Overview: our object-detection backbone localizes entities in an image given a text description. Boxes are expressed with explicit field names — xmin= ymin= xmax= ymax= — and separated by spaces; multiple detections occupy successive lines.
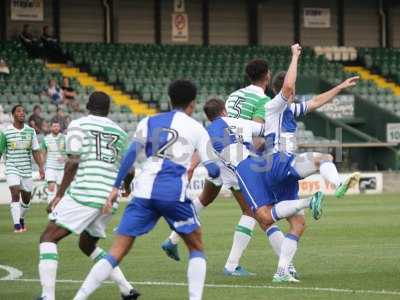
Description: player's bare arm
xmin=47 ymin=154 xmax=79 ymax=213
xmin=281 ymin=44 xmax=301 ymax=101
xmin=307 ymin=76 xmax=359 ymax=112
xmin=187 ymin=151 xmax=201 ymax=182
xmin=33 ymin=150 xmax=45 ymax=179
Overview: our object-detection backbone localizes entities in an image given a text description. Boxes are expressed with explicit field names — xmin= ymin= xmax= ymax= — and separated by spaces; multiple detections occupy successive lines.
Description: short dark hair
xmin=245 ymin=59 xmax=269 ymax=82
xmin=168 ymin=80 xmax=197 ymax=109
xmin=33 ymin=105 xmax=41 ymax=111
xmin=272 ymin=71 xmax=286 ymax=94
xmin=50 ymin=119 xmax=60 ymax=125
xmin=203 ymin=98 xmax=226 ymax=121
xmin=86 ymin=91 xmax=110 ymax=116
xmin=11 ymin=104 xmax=23 ymax=115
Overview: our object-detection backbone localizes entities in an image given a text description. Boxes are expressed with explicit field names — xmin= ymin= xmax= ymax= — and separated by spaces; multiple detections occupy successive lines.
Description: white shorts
xmin=6 ymin=174 xmax=33 ymax=192
xmin=208 ymin=163 xmax=240 ymax=191
xmin=45 ymin=169 xmax=64 ymax=185
xmin=49 ymin=194 xmax=115 ymax=238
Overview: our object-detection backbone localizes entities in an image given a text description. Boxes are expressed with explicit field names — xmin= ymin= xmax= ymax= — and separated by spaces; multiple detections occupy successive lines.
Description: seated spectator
xmin=29 ymin=119 xmax=41 ymax=135
xmin=51 ymin=107 xmax=69 ymax=132
xmin=28 ymin=105 xmax=44 ymax=130
xmin=41 ymin=120 xmax=50 ymax=135
xmin=40 ymin=25 xmax=57 ymax=44
xmin=45 ymin=79 xmax=63 ymax=105
xmin=19 ymin=24 xmax=43 ymax=58
xmin=61 ymin=77 xmax=79 ymax=111
xmin=0 ymin=59 xmax=10 ymax=75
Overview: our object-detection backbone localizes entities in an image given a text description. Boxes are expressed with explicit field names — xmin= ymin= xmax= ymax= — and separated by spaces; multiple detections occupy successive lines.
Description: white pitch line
xmin=1 ymin=278 xmax=400 ymax=296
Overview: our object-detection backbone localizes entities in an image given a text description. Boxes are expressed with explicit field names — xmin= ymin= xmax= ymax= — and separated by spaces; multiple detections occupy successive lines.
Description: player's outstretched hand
xmin=103 ymin=187 xmax=118 ymax=214
xmin=291 ymin=43 xmax=302 ymax=57
xmin=340 ymin=76 xmax=359 ymax=89
xmin=47 ymin=196 xmax=61 ymax=213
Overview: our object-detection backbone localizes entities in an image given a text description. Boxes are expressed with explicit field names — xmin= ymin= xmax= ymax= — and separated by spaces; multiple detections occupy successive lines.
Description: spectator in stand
xmin=19 ymin=24 xmax=42 ymax=57
xmin=51 ymin=107 xmax=69 ymax=132
xmin=28 ymin=105 xmax=44 ymax=130
xmin=0 ymin=59 xmax=10 ymax=75
xmin=41 ymin=120 xmax=50 ymax=135
xmin=45 ymin=79 xmax=63 ymax=105
xmin=61 ymin=77 xmax=79 ymax=111
xmin=40 ymin=25 xmax=64 ymax=61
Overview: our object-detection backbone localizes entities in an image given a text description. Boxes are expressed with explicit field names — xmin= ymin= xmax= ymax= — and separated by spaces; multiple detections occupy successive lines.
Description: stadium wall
xmin=299 ymin=0 xmax=338 ymax=46
xmin=118 ymin=0 xmax=155 ymax=43
xmin=389 ymin=4 xmax=400 ymax=47
xmin=59 ymin=0 xmax=104 ymax=42
xmin=259 ymin=0 xmax=294 ymax=45
xmin=4 ymin=0 xmax=53 ymax=40
xmin=209 ymin=0 xmax=248 ymax=45
xmin=344 ymin=0 xmax=380 ymax=47
xmin=161 ymin=0 xmax=203 ymax=44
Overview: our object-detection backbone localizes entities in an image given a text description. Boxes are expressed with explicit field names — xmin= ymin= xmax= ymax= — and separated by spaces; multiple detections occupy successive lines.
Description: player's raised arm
xmin=281 ymin=44 xmax=302 ymax=101
xmin=307 ymin=76 xmax=359 ymax=112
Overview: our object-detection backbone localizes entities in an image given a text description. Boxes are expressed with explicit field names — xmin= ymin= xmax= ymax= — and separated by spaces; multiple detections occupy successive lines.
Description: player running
xmin=73 ymin=80 xmax=220 ymax=300
xmin=37 ymin=92 xmax=139 ymax=300
xmin=41 ymin=120 xmax=66 ymax=204
xmin=161 ymin=59 xmax=272 ymax=276
xmin=0 ymin=104 xmax=44 ymax=232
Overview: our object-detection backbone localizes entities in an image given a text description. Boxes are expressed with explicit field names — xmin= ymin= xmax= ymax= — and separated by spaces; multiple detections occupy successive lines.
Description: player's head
xmin=272 ymin=71 xmax=286 ymax=94
xmin=86 ymin=91 xmax=110 ymax=117
xmin=245 ymin=59 xmax=271 ymax=91
xmin=203 ymin=98 xmax=227 ymax=122
xmin=168 ymin=80 xmax=197 ymax=115
xmin=12 ymin=104 xmax=25 ymax=123
xmin=50 ymin=120 xmax=61 ymax=135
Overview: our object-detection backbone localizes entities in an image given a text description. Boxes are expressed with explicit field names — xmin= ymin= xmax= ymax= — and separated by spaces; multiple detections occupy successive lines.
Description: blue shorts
xmin=117 ymin=197 xmax=200 ymax=237
xmin=236 ymin=153 xmax=301 ymax=211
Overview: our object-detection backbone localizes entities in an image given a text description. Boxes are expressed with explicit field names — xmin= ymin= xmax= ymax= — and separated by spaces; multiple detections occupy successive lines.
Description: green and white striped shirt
xmin=41 ymin=133 xmax=66 ymax=171
xmin=0 ymin=124 xmax=39 ymax=178
xmin=225 ymin=84 xmax=271 ymax=120
xmin=65 ymin=115 xmax=128 ymax=209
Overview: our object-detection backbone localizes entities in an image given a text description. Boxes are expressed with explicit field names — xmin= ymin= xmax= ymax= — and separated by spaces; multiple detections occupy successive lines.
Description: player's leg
xmin=47 ymin=182 xmax=56 ymax=203
xmin=74 ymin=197 xmax=159 ymax=300
xmin=20 ymin=179 xmax=33 ymax=231
xmin=38 ymin=221 xmax=71 ymax=300
xmin=224 ymin=188 xmax=256 ymax=276
xmin=7 ymin=174 xmax=23 ymax=232
xmin=79 ymin=231 xmax=139 ymax=299
xmin=293 ymin=152 xmax=360 ymax=198
xmin=162 ymin=180 xmax=222 ymax=261
xmin=162 ymin=198 xmax=206 ymax=300
xmin=273 ymin=213 xmax=305 ymax=283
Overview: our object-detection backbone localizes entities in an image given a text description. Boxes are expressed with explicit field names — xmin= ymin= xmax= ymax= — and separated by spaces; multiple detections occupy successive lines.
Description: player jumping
xmin=73 ymin=80 xmax=220 ymax=300
xmin=162 ymin=59 xmax=272 ymax=276
xmin=0 ymin=104 xmax=44 ymax=232
xmin=41 ymin=120 xmax=66 ymax=204
xmin=37 ymin=92 xmax=139 ymax=300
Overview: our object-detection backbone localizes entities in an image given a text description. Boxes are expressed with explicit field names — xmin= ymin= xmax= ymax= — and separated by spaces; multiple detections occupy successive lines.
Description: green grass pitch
xmin=0 ymin=194 xmax=400 ymax=300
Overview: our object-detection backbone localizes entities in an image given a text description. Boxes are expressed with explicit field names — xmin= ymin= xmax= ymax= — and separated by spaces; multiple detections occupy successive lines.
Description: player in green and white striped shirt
xmin=0 ymin=104 xmax=45 ymax=233
xmin=37 ymin=92 xmax=140 ymax=300
xmin=41 ymin=120 xmax=66 ymax=204
xmin=225 ymin=59 xmax=272 ymax=122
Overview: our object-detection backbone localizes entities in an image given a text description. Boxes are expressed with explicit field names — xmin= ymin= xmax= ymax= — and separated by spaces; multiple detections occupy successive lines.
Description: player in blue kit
xmin=236 ymin=44 xmax=360 ymax=283
xmin=262 ymin=71 xmax=360 ymax=283
xmin=73 ymin=80 xmax=220 ymax=300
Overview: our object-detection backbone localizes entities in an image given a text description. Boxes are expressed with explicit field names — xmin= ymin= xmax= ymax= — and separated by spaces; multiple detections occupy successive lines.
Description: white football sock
xmin=20 ymin=201 xmax=30 ymax=219
xmin=277 ymin=234 xmax=298 ymax=276
xmin=266 ymin=225 xmax=284 ymax=257
xmin=271 ymin=198 xmax=311 ymax=221
xmin=74 ymin=255 xmax=117 ymax=300
xmin=224 ymin=215 xmax=256 ymax=272
xmin=169 ymin=197 xmax=204 ymax=245
xmin=39 ymin=242 xmax=58 ymax=300
xmin=188 ymin=251 xmax=206 ymax=300
xmin=320 ymin=161 xmax=341 ymax=188
xmin=10 ymin=202 xmax=21 ymax=225
xmin=89 ymin=247 xmax=132 ymax=296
